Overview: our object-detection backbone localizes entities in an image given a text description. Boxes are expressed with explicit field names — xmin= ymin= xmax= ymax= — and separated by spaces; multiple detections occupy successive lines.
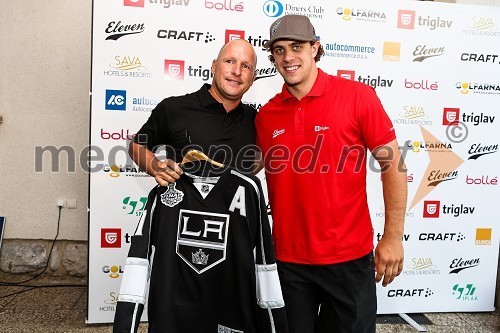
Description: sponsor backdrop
xmin=89 ymin=0 xmax=500 ymax=323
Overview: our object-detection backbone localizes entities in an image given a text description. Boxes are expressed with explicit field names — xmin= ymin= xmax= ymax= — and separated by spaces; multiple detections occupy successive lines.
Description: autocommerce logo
xmin=105 ymin=90 xmax=126 ymax=111
xmin=324 ymin=41 xmax=375 ymax=60
xmin=336 ymin=7 xmax=386 ymax=23
xmin=456 ymin=81 xmax=500 ymax=95
xmin=263 ymin=0 xmax=283 ymax=17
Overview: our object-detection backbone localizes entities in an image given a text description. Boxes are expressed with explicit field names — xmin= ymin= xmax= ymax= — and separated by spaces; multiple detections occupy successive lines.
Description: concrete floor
xmin=0 ymin=272 xmax=498 ymax=333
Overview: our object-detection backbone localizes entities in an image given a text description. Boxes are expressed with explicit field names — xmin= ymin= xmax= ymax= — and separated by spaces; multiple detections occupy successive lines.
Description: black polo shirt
xmin=134 ymin=84 xmax=257 ymax=174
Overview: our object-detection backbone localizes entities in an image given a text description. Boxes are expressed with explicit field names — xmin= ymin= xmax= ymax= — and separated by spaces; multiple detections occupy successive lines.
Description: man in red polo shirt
xmin=256 ymin=15 xmax=407 ymax=333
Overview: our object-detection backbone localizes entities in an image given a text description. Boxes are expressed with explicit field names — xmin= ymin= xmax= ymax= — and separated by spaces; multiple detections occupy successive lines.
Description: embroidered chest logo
xmin=272 ymin=129 xmax=285 ymax=138
xmin=314 ymin=125 xmax=330 ymax=132
xmin=160 ymin=182 xmax=184 ymax=207
xmin=176 ymin=209 xmax=230 ymax=274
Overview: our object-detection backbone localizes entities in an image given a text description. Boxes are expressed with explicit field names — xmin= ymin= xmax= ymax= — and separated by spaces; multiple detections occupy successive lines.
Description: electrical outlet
xmin=57 ymin=198 xmax=66 ymax=207
xmin=67 ymin=199 xmax=77 ymax=209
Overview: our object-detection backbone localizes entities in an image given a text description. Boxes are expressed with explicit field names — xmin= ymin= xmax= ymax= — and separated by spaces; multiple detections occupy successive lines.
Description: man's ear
xmin=311 ymin=41 xmax=320 ymax=59
xmin=211 ymin=59 xmax=217 ymax=74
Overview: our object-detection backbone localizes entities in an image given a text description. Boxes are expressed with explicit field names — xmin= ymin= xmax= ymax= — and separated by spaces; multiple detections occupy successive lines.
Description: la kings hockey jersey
xmin=113 ymin=169 xmax=288 ymax=333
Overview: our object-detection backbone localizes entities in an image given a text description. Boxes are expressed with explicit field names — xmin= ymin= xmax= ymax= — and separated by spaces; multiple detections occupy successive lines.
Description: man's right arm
xmin=128 ymin=141 xmax=183 ymax=186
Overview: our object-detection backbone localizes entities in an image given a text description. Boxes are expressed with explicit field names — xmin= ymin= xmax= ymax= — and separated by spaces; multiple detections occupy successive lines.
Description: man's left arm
xmin=372 ymin=139 xmax=407 ymax=287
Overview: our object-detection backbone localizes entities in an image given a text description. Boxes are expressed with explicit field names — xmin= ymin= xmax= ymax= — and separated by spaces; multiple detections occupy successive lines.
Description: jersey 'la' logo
xmin=176 ymin=209 xmax=229 ymax=274
xmin=160 ymin=182 xmax=184 ymax=207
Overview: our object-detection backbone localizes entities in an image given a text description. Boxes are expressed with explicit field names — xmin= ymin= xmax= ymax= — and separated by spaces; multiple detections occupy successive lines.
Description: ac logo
xmin=105 ymin=90 xmax=127 ymax=111
xmin=164 ymin=59 xmax=185 ymax=80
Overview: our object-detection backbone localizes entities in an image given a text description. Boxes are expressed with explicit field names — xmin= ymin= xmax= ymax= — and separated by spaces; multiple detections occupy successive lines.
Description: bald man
xmin=129 ymin=39 xmax=259 ymax=180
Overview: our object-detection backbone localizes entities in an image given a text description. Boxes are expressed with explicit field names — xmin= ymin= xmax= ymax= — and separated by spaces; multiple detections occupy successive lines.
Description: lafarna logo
xmin=105 ymin=21 xmax=145 ymax=40
xmin=337 ymin=7 xmax=386 ymax=23
xmin=456 ymin=81 xmax=500 ymax=95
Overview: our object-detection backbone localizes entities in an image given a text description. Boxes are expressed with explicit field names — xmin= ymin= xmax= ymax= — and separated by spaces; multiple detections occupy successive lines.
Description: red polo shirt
xmin=256 ymin=69 xmax=395 ymax=265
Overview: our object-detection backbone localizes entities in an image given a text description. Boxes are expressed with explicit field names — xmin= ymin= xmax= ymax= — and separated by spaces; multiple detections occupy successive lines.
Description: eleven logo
xmin=398 ymin=10 xmax=416 ymax=29
xmin=475 ymin=228 xmax=492 ymax=245
xmin=124 ymin=0 xmax=144 ymax=7
xmin=225 ymin=29 xmax=245 ymax=43
xmin=442 ymin=108 xmax=460 ymax=125
xmin=423 ymin=200 xmax=440 ymax=218
xmin=105 ymin=89 xmax=127 ymax=111
xmin=101 ymin=228 xmax=122 ymax=248
xmin=164 ymin=59 xmax=185 ymax=80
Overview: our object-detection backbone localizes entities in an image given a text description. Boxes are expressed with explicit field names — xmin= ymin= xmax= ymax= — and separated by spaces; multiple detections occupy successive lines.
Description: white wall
xmin=0 ymin=0 xmax=91 ymax=240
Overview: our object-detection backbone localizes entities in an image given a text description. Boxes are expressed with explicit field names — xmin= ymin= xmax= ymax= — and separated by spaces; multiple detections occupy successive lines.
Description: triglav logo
xmin=476 ymin=228 xmax=492 ymax=245
xmin=442 ymin=108 xmax=459 ymax=125
xmin=456 ymin=81 xmax=500 ymax=95
xmin=157 ymin=30 xmax=215 ymax=43
xmin=413 ymin=45 xmax=445 ymax=62
xmin=164 ymin=60 xmax=185 ymax=80
xmin=225 ymin=29 xmax=245 ymax=43
xmin=124 ymin=0 xmax=144 ymax=7
xmin=336 ymin=7 xmax=386 ymax=23
xmin=205 ymin=0 xmax=243 ymax=12
xmin=404 ymin=78 xmax=438 ymax=91
xmin=337 ymin=70 xmax=393 ymax=89
xmin=461 ymin=53 xmax=499 ymax=64
xmin=105 ymin=21 xmax=145 ymax=40
xmin=397 ymin=10 xmax=416 ymax=29
xmin=449 ymin=257 xmax=480 ymax=274
xmin=418 ymin=15 xmax=452 ymax=30
xmin=150 ymin=0 xmax=191 ymax=8
xmin=105 ymin=90 xmax=126 ymax=111
xmin=101 ymin=228 xmax=121 ymax=248
xmin=337 ymin=70 xmax=355 ymax=80
xmin=263 ymin=0 xmax=283 ymax=17
xmin=452 ymin=284 xmax=478 ymax=301
xmin=382 ymin=42 xmax=400 ymax=61
xmin=403 ymin=258 xmax=440 ymax=276
xmin=468 ymin=143 xmax=498 ymax=160
xmin=423 ymin=200 xmax=440 ymax=218
xmin=324 ymin=41 xmax=376 ymax=60
xmin=247 ymin=35 xmax=270 ymax=51
xmin=443 ymin=108 xmax=496 ymax=126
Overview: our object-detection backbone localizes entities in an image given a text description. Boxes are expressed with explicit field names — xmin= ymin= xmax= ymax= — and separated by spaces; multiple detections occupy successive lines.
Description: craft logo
xmin=468 ymin=143 xmax=498 ymax=160
xmin=105 ymin=21 xmax=145 ymax=41
xmin=263 ymin=0 xmax=283 ymax=17
xmin=388 ymin=288 xmax=434 ymax=298
xmin=124 ymin=0 xmax=144 ymax=7
xmin=336 ymin=7 xmax=386 ymax=23
xmin=376 ymin=233 xmax=411 ymax=242
xmin=103 ymin=164 xmax=149 ymax=178
xmin=131 ymin=96 xmax=160 ymax=112
xmin=475 ymin=228 xmax=492 ymax=245
xmin=176 ymin=209 xmax=229 ymax=274
xmin=419 ymin=232 xmax=465 ymax=242
xmin=157 ymin=30 xmax=215 ymax=43
xmin=100 ymin=128 xmax=134 ymax=141
xmin=382 ymin=42 xmax=400 ymax=61
xmin=442 ymin=108 xmax=459 ymax=125
xmin=423 ymin=200 xmax=440 ymax=218
xmin=403 ymin=258 xmax=440 ymax=276
xmin=205 ymin=0 xmax=243 ymax=12
xmin=324 ymin=41 xmax=376 ymax=60
xmin=397 ymin=10 xmax=415 ymax=29
xmin=254 ymin=67 xmax=278 ymax=81
xmin=150 ymin=0 xmax=191 ymax=8
xmin=466 ymin=174 xmax=498 ymax=186
xmin=164 ymin=60 xmax=185 ymax=80
xmin=247 ymin=35 xmax=270 ymax=51
xmin=105 ymin=90 xmax=126 ymax=111
xmin=464 ymin=17 xmax=500 ymax=37
xmin=123 ymin=196 xmax=147 ymax=216
xmin=404 ymin=78 xmax=438 ymax=91
xmin=405 ymin=140 xmax=453 ymax=153
xmin=460 ymin=53 xmax=499 ymax=64
xmin=105 ymin=56 xmax=152 ymax=79
xmin=101 ymin=228 xmax=121 ymax=248
xmin=413 ymin=45 xmax=445 ymax=62
xmin=225 ymin=29 xmax=245 ymax=43
xmin=456 ymin=81 xmax=500 ymax=95
xmin=449 ymin=257 xmax=480 ymax=274
xmin=393 ymin=106 xmax=432 ymax=126
xmin=102 ymin=265 xmax=123 ymax=278
xmin=337 ymin=70 xmax=355 ymax=81
xmin=452 ymin=284 xmax=478 ymax=301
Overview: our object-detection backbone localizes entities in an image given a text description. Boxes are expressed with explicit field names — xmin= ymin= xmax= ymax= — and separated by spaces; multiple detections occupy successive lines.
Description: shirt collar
xmin=278 ymin=68 xmax=328 ymax=102
xmin=197 ymin=83 xmax=244 ymax=113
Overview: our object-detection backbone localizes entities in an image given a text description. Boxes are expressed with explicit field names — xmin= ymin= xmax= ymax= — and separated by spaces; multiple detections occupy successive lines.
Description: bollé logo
xmin=157 ymin=30 xmax=215 ymax=43
xmin=102 ymin=265 xmax=124 ymax=278
xmin=423 ymin=200 xmax=440 ymax=218
xmin=466 ymin=174 xmax=498 ymax=185
xmin=468 ymin=143 xmax=498 ymax=160
xmin=405 ymin=78 xmax=438 ymax=91
xmin=205 ymin=0 xmax=243 ymax=12
xmin=225 ymin=30 xmax=245 ymax=43
xmin=124 ymin=0 xmax=144 ymax=7
xmin=100 ymin=128 xmax=135 ymax=140
xmin=337 ymin=70 xmax=355 ymax=81
xmin=105 ymin=90 xmax=127 ymax=111
xmin=475 ymin=228 xmax=492 ymax=245
xmin=164 ymin=59 xmax=185 ymax=80
xmin=105 ymin=21 xmax=145 ymax=41
xmin=398 ymin=10 xmax=416 ymax=29
xmin=263 ymin=0 xmax=283 ymax=17
xmin=442 ymin=108 xmax=460 ymax=125
xmin=382 ymin=42 xmax=400 ymax=61
xmin=101 ymin=228 xmax=121 ymax=248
